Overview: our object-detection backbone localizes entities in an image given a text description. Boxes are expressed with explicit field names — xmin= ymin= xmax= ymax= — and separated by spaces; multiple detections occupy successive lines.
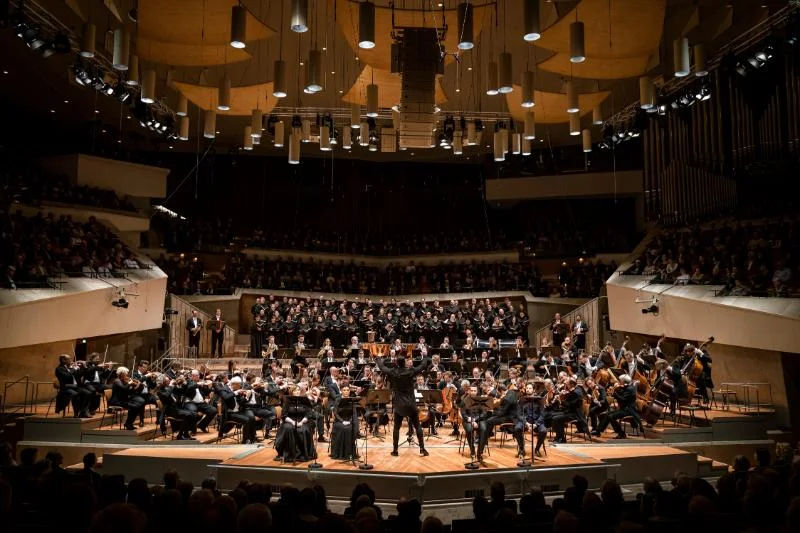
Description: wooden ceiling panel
xmin=174 ymin=81 xmax=278 ymax=116
xmin=538 ymin=53 xmax=654 ymax=80
xmin=136 ymin=38 xmax=252 ymax=67
xmin=341 ymin=66 xmax=448 ymax=109
xmin=505 ymin=86 xmax=610 ymax=124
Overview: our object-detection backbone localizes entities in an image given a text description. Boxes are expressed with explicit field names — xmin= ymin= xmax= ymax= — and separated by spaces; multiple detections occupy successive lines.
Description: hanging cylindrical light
xmin=570 ymin=22 xmax=585 ymax=63
xmin=639 ymin=76 xmax=654 ymax=109
xmin=694 ymin=43 xmax=708 ymax=76
xmin=288 ymin=132 xmax=300 ymax=164
xmin=301 ymin=119 xmax=311 ymax=142
xmin=112 ymin=29 xmax=130 ymax=70
xmin=140 ymin=69 xmax=156 ymax=103
xmin=178 ymin=116 xmax=190 ymax=141
xmin=273 ymin=60 xmax=287 ymax=97
xmin=359 ymin=121 xmax=370 ymax=146
xmin=218 ymin=76 xmax=231 ymax=111
xmin=502 ymin=128 xmax=509 ymax=153
xmin=569 ymin=113 xmax=581 ymax=136
xmin=230 ymin=5 xmax=247 ymax=49
xmin=176 ymin=93 xmax=188 ymax=117
xmin=343 ymin=126 xmax=352 ymax=149
xmin=253 ymin=136 xmax=261 ymax=146
xmin=290 ymin=0 xmax=309 ymax=33
xmin=582 ymin=129 xmax=592 ymax=152
xmin=306 ymin=50 xmax=323 ymax=92
xmin=392 ymin=110 xmax=401 ymax=130
xmin=359 ymin=1 xmax=376 ymax=49
xmin=366 ymin=84 xmax=379 ymax=117
xmin=369 ymin=136 xmax=378 ymax=151
xmin=673 ymin=37 xmax=690 ymax=77
xmin=320 ymin=125 xmax=331 ymax=151
xmin=351 ymin=104 xmax=362 ymax=128
xmin=274 ymin=121 xmax=285 ymax=147
xmin=126 ymin=54 xmax=139 ymax=86
xmin=486 ymin=61 xmax=499 ymax=95
xmin=203 ymin=110 xmax=216 ymax=139
xmin=467 ymin=121 xmax=477 ymax=145
xmin=80 ymin=23 xmax=96 ymax=58
xmin=498 ymin=52 xmax=513 ymax=93
xmin=512 ymin=133 xmax=521 ymax=154
xmin=522 ymin=138 xmax=532 ymax=155
xmin=453 ymin=133 xmax=463 ymax=155
xmin=493 ymin=130 xmax=505 ymax=161
xmin=457 ymin=3 xmax=474 ymax=50
xmin=592 ymin=105 xmax=603 ymax=125
xmin=524 ymin=111 xmax=536 ymax=140
xmin=523 ymin=0 xmax=541 ymax=41
xmin=243 ymin=126 xmax=254 ymax=150
xmin=566 ymin=80 xmax=579 ymax=113
xmin=521 ymin=70 xmax=535 ymax=107
xmin=251 ymin=109 xmax=263 ymax=137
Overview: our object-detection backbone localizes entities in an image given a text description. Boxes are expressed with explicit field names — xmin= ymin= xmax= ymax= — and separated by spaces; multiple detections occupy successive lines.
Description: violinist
xmin=81 ymin=354 xmax=113 ymax=415
xmin=109 ymin=366 xmax=146 ymax=431
xmin=364 ymin=374 xmax=388 ymax=437
xmin=356 ymin=349 xmax=370 ymax=366
xmin=55 ymin=354 xmax=92 ymax=418
xmin=218 ymin=376 xmax=257 ymax=444
xmin=245 ymin=375 xmax=275 ymax=440
xmin=575 ymin=352 xmax=597 ymax=380
xmin=595 ymin=374 xmax=639 ymax=439
xmin=550 ymin=377 xmax=588 ymax=444
xmin=584 ymin=378 xmax=608 ymax=434
xmin=486 ymin=383 xmax=519 ymax=441
xmin=414 ymin=374 xmax=438 ymax=436
xmin=185 ymin=369 xmax=217 ymax=433
xmin=515 ymin=382 xmax=547 ymax=458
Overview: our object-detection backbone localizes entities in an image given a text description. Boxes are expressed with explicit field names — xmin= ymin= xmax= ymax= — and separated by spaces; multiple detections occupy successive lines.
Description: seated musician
xmin=439 ymin=337 xmax=452 ymax=350
xmin=485 ymin=383 xmax=519 ymax=443
xmin=595 ymin=374 xmax=639 ymax=438
xmin=415 ymin=336 xmax=430 ymax=356
xmin=184 ymin=369 xmax=217 ymax=433
xmin=80 ymin=354 xmax=113 ymax=415
xmin=343 ymin=358 xmax=357 ymax=378
xmin=318 ymin=338 xmax=334 ymax=357
xmin=347 ymin=336 xmax=361 ymax=352
xmin=620 ymin=350 xmax=651 ymax=376
xmin=551 ymin=377 xmax=588 ymax=444
xmin=274 ymin=386 xmax=315 ymax=462
xmin=515 ymin=382 xmax=547 ymax=458
xmin=55 ymin=355 xmax=92 ymax=418
xmin=291 ymin=335 xmax=309 ymax=377
xmin=217 ymin=376 xmax=258 ymax=444
xmin=575 ymin=352 xmax=597 ymax=380
xmin=414 ymin=374 xmax=438 ymax=436
xmin=155 ymin=374 xmax=196 ymax=440
xmin=165 ymin=362 xmax=182 ymax=380
xmin=471 ymin=366 xmax=482 ymax=381
xmin=330 ymin=384 xmax=360 ymax=460
xmin=430 ymin=354 xmax=443 ymax=374
xmin=583 ymin=378 xmax=608 ymax=434
xmin=356 ymin=349 xmax=370 ymax=365
xmin=109 ymin=366 xmax=146 ymax=431
xmin=244 ymin=374 xmax=275 ymax=440
xmin=321 ymin=348 xmax=336 ymax=364
xmin=460 ymin=384 xmax=489 ymax=461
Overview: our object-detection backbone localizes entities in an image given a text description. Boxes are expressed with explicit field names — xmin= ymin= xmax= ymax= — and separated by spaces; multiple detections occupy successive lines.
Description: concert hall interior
xmin=2 ymin=1 xmax=800 ymax=532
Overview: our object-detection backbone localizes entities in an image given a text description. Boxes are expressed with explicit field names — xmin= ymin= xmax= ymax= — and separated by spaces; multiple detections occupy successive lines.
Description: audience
xmin=1 ymin=209 xmax=143 ymax=289
xmin=626 ymin=216 xmax=799 ymax=297
xmin=2 ymin=441 xmax=799 ymax=533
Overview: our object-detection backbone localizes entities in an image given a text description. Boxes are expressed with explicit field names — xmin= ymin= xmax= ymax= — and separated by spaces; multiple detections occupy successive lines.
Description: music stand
xmin=420 ymin=389 xmax=443 ymax=441
xmin=462 ymin=395 xmax=492 ymax=470
xmin=364 ymin=389 xmax=390 ymax=442
xmin=282 ymin=395 xmax=322 ymax=468
xmin=516 ymin=395 xmax=543 ymax=467
xmin=263 ymin=391 xmax=283 ymax=445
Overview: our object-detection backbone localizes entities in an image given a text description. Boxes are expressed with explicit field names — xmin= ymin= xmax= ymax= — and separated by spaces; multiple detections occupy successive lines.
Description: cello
xmin=681 ymin=336 xmax=714 ymax=398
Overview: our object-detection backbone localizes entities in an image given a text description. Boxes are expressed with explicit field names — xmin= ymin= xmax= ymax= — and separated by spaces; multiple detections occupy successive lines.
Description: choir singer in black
xmin=376 ymin=355 xmax=430 ymax=457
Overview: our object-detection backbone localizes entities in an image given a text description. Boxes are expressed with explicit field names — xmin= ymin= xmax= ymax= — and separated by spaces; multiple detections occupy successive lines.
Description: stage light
xmin=673 ymin=37 xmax=690 ymax=77
xmin=230 ymin=5 xmax=247 ymax=49
xmin=288 ymin=132 xmax=300 ymax=164
xmin=523 ymin=0 xmax=541 ymax=41
xmin=498 ymin=52 xmax=513 ymax=93
xmin=290 ymin=0 xmax=308 ymax=33
xmin=570 ymin=22 xmax=585 ymax=63
xmin=243 ymin=126 xmax=254 ymax=150
xmin=457 ymin=3 xmax=474 ymax=50
xmin=566 ymin=80 xmax=579 ymax=113
xmin=359 ymin=1 xmax=376 ymax=49
xmin=203 ymin=110 xmax=216 ymax=139
xmin=521 ymin=70 xmax=535 ymax=107
xmin=306 ymin=49 xmax=323 ymax=93
xmin=178 ymin=116 xmax=189 ymax=140
xmin=639 ymin=76 xmax=654 ymax=109
xmin=694 ymin=43 xmax=708 ymax=76
xmin=366 ymin=83 xmax=379 ymax=117
xmin=80 ymin=23 xmax=96 ymax=58
xmin=140 ymin=69 xmax=156 ymax=103
xmin=112 ymin=29 xmax=130 ymax=70
xmin=569 ymin=113 xmax=580 ymax=136
xmin=114 ymin=83 xmax=131 ymax=103
xmin=641 ymin=304 xmax=658 ymax=314
xmin=592 ymin=105 xmax=603 ymax=125
xmin=273 ymin=59 xmax=287 ymax=97
xmin=523 ymin=111 xmax=536 ymax=140
xmin=273 ymin=120 xmax=284 ymax=147
xmin=486 ymin=61 xmax=498 ymax=95
xmin=218 ymin=75 xmax=231 ymax=110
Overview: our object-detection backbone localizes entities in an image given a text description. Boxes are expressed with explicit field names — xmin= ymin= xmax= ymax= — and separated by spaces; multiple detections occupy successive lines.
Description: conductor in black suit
xmin=376 ymin=356 xmax=430 ymax=457
xmin=186 ymin=310 xmax=202 ymax=354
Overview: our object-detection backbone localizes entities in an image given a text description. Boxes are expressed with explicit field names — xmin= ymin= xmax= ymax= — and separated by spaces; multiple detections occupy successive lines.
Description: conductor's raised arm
xmin=376 ymin=357 xmax=391 ymax=375
xmin=412 ymin=357 xmax=431 ymax=374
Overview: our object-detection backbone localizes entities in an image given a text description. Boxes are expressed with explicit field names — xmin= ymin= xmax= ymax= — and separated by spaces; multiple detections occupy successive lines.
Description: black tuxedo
xmin=210 ymin=315 xmax=224 ymax=358
xmin=55 ymin=364 xmax=91 ymax=416
xmin=157 ymin=386 xmax=196 ymax=436
xmin=597 ymin=383 xmax=640 ymax=437
xmin=183 ymin=380 xmax=217 ymax=430
xmin=551 ymin=386 xmax=588 ymax=441
xmin=377 ymin=357 xmax=430 ymax=452
xmin=109 ymin=379 xmax=145 ymax=429
xmin=460 ymin=397 xmax=489 ymax=457
xmin=186 ymin=317 xmax=202 ymax=348
xmin=516 ymin=398 xmax=547 ymax=454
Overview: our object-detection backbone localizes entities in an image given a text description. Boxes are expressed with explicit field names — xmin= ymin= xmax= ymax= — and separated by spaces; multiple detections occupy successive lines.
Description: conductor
xmin=376 ymin=355 xmax=430 ymax=457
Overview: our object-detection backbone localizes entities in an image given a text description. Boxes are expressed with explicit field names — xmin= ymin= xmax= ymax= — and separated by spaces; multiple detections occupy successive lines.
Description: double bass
xmin=682 ymin=336 xmax=714 ymax=398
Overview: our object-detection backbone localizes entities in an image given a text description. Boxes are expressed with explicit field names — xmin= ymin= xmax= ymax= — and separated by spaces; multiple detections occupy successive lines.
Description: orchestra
xmin=53 ymin=298 xmax=716 ymax=469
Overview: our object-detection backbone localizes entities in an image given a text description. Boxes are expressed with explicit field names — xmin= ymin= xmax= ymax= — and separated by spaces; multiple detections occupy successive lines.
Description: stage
xmin=98 ymin=438 xmax=707 ymax=503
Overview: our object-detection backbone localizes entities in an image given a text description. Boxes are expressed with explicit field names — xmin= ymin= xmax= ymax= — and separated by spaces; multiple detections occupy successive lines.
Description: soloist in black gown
xmin=330 ymin=397 xmax=360 ymax=459
xmin=274 ymin=399 xmax=314 ymax=461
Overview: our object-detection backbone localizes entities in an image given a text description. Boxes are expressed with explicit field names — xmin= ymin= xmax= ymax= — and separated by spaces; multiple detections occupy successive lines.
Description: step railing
xmin=1 ymin=375 xmax=33 ymax=425
xmin=166 ymin=294 xmax=237 ymax=358
xmin=533 ymin=296 xmax=606 ymax=351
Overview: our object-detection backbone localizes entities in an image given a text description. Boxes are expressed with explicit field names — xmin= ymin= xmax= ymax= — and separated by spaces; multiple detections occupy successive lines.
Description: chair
xmin=711 ymin=388 xmax=738 ymax=410
xmin=100 ymin=389 xmax=125 ymax=429
xmin=567 ymin=419 xmax=592 ymax=442
xmin=216 ymin=401 xmax=244 ymax=443
xmin=497 ymin=422 xmax=516 ymax=448
xmin=45 ymin=379 xmax=69 ymax=418
xmin=619 ymin=415 xmax=641 ymax=437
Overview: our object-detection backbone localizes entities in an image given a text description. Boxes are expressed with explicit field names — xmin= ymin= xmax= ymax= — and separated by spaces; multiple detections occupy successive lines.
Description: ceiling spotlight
xmin=569 ymin=21 xmax=585 ymax=63
xmin=290 ymin=0 xmax=309 ymax=33
xmin=457 ymin=3 xmax=474 ymax=50
xmin=523 ymin=0 xmax=541 ymax=41
xmin=230 ymin=5 xmax=247 ymax=49
xmin=359 ymin=1 xmax=376 ymax=49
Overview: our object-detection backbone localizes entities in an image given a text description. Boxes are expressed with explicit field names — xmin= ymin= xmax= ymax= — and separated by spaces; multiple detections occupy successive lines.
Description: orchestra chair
xmin=496 ymin=422 xmax=516 ymax=448
xmin=567 ymin=419 xmax=592 ymax=443
xmin=711 ymin=387 xmax=738 ymax=410
xmin=216 ymin=401 xmax=244 ymax=444
xmin=457 ymin=427 xmax=491 ymax=457
xmin=619 ymin=415 xmax=641 ymax=437
xmin=674 ymin=397 xmax=707 ymax=428
xmin=46 ymin=379 xmax=69 ymax=418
